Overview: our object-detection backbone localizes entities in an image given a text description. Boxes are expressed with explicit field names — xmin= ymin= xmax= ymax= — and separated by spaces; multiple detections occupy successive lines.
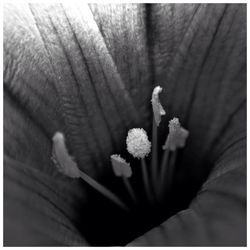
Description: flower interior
xmin=52 ymin=86 xmax=192 ymax=245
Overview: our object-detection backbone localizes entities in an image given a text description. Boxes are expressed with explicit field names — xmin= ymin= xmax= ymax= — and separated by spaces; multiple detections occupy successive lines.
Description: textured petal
xmin=4 ymin=3 xmax=246 ymax=246
xmin=89 ymin=3 xmax=153 ymax=122
xmin=4 ymin=3 xmax=149 ymax=245
xmin=4 ymin=156 xmax=88 ymax=246
xmin=4 ymin=3 xmax=148 ymax=178
xmin=128 ymin=138 xmax=246 ymax=246
xmin=127 ymin=4 xmax=246 ymax=246
xmin=128 ymin=102 xmax=246 ymax=246
xmin=152 ymin=3 xmax=246 ymax=180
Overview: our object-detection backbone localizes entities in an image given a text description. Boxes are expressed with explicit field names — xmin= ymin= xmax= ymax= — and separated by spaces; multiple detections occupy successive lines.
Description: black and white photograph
xmin=3 ymin=2 xmax=246 ymax=246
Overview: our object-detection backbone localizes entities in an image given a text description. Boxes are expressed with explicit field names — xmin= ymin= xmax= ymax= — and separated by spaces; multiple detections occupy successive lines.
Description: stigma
xmin=151 ymin=86 xmax=166 ymax=126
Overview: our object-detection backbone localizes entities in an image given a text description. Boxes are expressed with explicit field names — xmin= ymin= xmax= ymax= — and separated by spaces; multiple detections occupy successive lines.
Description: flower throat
xmin=51 ymin=86 xmax=189 ymax=243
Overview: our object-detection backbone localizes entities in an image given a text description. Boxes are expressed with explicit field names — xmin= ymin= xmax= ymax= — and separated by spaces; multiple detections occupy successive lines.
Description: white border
xmin=1 ymin=1 xmax=248 ymax=249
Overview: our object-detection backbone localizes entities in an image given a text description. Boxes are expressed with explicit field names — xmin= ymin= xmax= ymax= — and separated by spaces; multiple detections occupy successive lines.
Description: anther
xmin=163 ymin=118 xmax=189 ymax=151
xmin=126 ymin=128 xmax=151 ymax=159
xmin=52 ymin=132 xmax=129 ymax=212
xmin=52 ymin=132 xmax=81 ymax=178
xmin=111 ymin=154 xmax=132 ymax=178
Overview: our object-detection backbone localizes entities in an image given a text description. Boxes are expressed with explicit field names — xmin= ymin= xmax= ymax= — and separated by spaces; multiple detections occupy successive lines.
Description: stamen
xmin=126 ymin=128 xmax=153 ymax=203
xmin=162 ymin=117 xmax=189 ymax=151
xmin=159 ymin=151 xmax=177 ymax=200
xmin=52 ymin=132 xmax=81 ymax=178
xmin=111 ymin=154 xmax=137 ymax=204
xmin=141 ymin=158 xmax=153 ymax=204
xmin=126 ymin=128 xmax=151 ymax=159
xmin=151 ymin=86 xmax=166 ymax=127
xmin=110 ymin=154 xmax=132 ymax=178
xmin=122 ymin=177 xmax=137 ymax=204
xmin=158 ymin=149 xmax=170 ymax=190
xmin=79 ymin=171 xmax=130 ymax=212
xmin=52 ymin=132 xmax=129 ymax=212
xmin=158 ymin=118 xmax=189 ymax=199
xmin=165 ymin=151 xmax=177 ymax=192
xmin=151 ymin=119 xmax=158 ymax=199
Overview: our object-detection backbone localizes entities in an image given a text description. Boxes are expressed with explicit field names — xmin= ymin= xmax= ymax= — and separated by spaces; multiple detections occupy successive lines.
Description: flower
xmin=4 ymin=3 xmax=246 ymax=247
xmin=126 ymin=128 xmax=151 ymax=159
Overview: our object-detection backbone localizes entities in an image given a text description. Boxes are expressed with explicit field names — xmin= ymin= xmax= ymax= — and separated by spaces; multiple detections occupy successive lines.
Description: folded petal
xmin=128 ymin=105 xmax=246 ymax=246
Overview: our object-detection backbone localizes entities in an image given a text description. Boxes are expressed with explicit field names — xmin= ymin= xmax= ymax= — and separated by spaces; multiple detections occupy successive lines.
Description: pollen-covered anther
xmin=151 ymin=86 xmax=166 ymax=126
xmin=52 ymin=132 xmax=81 ymax=178
xmin=126 ymin=128 xmax=151 ymax=159
xmin=111 ymin=154 xmax=132 ymax=178
xmin=163 ymin=118 xmax=189 ymax=151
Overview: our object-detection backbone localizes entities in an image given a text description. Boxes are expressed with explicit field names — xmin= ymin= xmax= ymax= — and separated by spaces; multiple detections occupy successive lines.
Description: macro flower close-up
xmin=3 ymin=3 xmax=246 ymax=246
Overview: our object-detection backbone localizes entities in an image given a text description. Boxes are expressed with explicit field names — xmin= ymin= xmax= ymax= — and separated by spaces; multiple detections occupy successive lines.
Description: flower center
xmin=51 ymin=86 xmax=190 ymax=245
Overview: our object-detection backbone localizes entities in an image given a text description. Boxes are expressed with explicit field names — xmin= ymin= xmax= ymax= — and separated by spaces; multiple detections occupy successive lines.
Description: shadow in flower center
xmin=73 ymin=139 xmax=209 ymax=246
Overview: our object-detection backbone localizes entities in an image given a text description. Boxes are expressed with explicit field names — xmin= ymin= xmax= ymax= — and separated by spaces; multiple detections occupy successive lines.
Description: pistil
xmin=151 ymin=86 xmax=166 ymax=198
xmin=52 ymin=132 xmax=129 ymax=212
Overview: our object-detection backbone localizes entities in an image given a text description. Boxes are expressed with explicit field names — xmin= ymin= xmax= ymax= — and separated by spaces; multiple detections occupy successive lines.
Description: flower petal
xmin=128 ymin=136 xmax=246 ymax=246
xmin=151 ymin=3 xmax=246 ymax=173
xmin=4 ymin=3 xmax=150 ymax=245
xmin=4 ymin=3 xmax=149 ymax=178
xmin=4 ymin=156 xmax=89 ymax=246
